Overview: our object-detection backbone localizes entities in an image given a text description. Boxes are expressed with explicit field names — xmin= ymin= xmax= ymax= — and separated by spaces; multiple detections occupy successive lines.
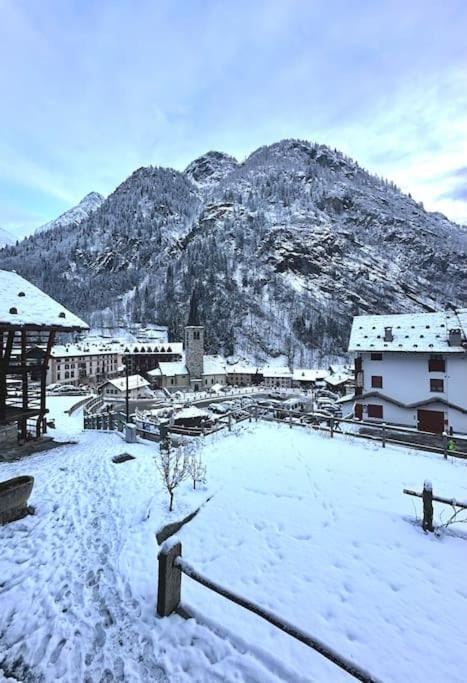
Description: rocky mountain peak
xmin=184 ymin=151 xmax=238 ymax=187
xmin=35 ymin=191 xmax=105 ymax=235
xmin=1 ymin=139 xmax=465 ymax=365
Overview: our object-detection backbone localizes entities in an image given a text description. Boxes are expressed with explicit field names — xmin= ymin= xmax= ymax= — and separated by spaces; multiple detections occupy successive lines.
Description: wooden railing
xmin=84 ymin=399 xmax=467 ymax=460
xmin=157 ymin=540 xmax=382 ymax=683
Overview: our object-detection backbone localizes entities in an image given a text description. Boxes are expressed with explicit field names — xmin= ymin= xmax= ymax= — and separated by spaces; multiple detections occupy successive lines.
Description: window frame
xmin=370 ymin=352 xmax=383 ymax=361
xmin=430 ymin=378 xmax=444 ymax=393
xmin=367 ymin=404 xmax=383 ymax=419
xmin=371 ymin=375 xmax=383 ymax=389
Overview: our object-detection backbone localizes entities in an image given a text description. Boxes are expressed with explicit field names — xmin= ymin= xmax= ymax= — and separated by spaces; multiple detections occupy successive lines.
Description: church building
xmin=147 ymin=290 xmax=226 ymax=391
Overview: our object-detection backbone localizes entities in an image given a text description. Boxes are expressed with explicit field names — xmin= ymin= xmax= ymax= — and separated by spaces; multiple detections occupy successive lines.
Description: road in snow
xmin=1 ymin=400 xmax=466 ymax=682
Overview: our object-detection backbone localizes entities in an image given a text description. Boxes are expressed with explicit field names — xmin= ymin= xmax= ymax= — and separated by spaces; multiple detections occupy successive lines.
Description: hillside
xmin=1 ymin=139 xmax=465 ymax=365
xmin=35 ymin=192 xmax=105 ymax=234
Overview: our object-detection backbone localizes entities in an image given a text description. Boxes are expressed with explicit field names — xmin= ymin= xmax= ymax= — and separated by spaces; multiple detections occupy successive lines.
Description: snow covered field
xmin=1 ymin=400 xmax=466 ymax=682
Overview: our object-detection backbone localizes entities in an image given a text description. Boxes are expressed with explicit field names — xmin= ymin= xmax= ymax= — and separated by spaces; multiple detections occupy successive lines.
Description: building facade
xmin=348 ymin=309 xmax=467 ymax=434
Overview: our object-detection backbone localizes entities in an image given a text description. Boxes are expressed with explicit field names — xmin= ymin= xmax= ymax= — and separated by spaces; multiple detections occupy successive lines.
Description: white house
xmin=262 ymin=367 xmax=293 ymax=388
xmin=101 ymin=374 xmax=152 ymax=401
xmin=348 ymin=309 xmax=467 ymax=434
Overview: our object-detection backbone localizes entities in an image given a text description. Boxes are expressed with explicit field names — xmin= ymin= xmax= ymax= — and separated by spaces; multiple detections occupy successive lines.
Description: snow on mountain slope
xmin=1 ymin=139 xmax=465 ymax=364
xmin=35 ymin=191 xmax=105 ymax=234
xmin=0 ymin=227 xmax=15 ymax=248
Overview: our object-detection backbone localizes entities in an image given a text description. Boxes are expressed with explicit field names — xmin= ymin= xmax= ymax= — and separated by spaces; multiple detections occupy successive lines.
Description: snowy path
xmin=1 ymin=403 xmax=301 ymax=683
xmin=0 ymin=431 xmax=169 ymax=682
xmin=2 ymin=404 xmax=466 ymax=682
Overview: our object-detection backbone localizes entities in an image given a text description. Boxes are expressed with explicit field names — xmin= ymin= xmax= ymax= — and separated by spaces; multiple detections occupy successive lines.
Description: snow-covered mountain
xmin=1 ymin=140 xmax=465 ymax=364
xmin=35 ymin=192 xmax=105 ymax=234
xmin=0 ymin=227 xmax=15 ymax=248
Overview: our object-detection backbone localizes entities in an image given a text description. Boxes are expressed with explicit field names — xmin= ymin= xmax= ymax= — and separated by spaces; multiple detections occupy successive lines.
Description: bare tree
xmin=155 ymin=437 xmax=189 ymax=512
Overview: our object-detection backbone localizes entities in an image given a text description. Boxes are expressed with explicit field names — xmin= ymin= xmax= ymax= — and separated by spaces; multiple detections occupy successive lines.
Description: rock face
xmin=34 ymin=192 xmax=105 ymax=234
xmin=1 ymin=139 xmax=465 ymax=365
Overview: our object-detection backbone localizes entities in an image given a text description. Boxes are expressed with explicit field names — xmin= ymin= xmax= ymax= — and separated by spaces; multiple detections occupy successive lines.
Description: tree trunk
xmin=169 ymin=491 xmax=174 ymax=512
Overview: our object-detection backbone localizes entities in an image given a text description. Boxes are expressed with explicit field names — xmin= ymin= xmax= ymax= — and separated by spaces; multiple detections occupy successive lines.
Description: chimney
xmin=384 ymin=326 xmax=393 ymax=342
xmin=448 ymin=328 xmax=463 ymax=347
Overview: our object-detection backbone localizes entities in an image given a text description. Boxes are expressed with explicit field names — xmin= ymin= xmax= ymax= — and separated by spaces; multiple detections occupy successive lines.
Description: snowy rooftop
xmin=226 ymin=365 xmax=260 ymax=375
xmin=262 ymin=366 xmax=292 ymax=378
xmin=104 ymin=374 xmax=149 ymax=391
xmin=0 ymin=269 xmax=89 ymax=330
xmin=174 ymin=406 xmax=209 ymax=420
xmin=203 ymin=355 xmax=226 ymax=375
xmin=292 ymin=368 xmax=328 ymax=382
xmin=324 ymin=371 xmax=353 ymax=386
xmin=51 ymin=340 xmax=183 ymax=358
xmin=148 ymin=360 xmax=188 ymax=377
xmin=348 ymin=309 xmax=467 ymax=354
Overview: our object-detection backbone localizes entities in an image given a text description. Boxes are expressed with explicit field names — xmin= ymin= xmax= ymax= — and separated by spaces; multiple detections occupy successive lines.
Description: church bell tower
xmin=185 ymin=289 xmax=204 ymax=390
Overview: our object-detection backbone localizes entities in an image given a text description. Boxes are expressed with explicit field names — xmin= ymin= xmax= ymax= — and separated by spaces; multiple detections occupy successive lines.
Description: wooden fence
xmin=83 ymin=399 xmax=467 ymax=460
xmin=157 ymin=540 xmax=382 ymax=683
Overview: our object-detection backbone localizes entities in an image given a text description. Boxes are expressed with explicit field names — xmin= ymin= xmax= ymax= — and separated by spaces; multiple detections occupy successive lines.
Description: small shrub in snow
xmin=155 ymin=438 xmax=189 ymax=512
xmin=187 ymin=449 xmax=207 ymax=490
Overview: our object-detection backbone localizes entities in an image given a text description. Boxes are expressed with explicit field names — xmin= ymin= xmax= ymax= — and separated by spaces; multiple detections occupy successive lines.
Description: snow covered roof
xmin=0 ymin=270 xmax=89 ymax=331
xmin=174 ymin=406 xmax=209 ymax=420
xmin=148 ymin=361 xmax=188 ymax=377
xmin=292 ymin=368 xmax=328 ymax=382
xmin=104 ymin=374 xmax=149 ymax=391
xmin=52 ymin=339 xmax=184 ymax=358
xmin=120 ymin=342 xmax=183 ymax=355
xmin=262 ymin=366 xmax=292 ymax=378
xmin=51 ymin=343 xmax=121 ymax=358
xmin=203 ymin=355 xmax=226 ymax=375
xmin=348 ymin=309 xmax=467 ymax=354
xmin=226 ymin=365 xmax=260 ymax=375
xmin=324 ymin=371 xmax=353 ymax=386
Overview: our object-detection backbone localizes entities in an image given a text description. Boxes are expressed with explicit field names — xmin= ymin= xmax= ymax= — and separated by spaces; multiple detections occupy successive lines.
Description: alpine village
xmin=0 ymin=5 xmax=466 ymax=683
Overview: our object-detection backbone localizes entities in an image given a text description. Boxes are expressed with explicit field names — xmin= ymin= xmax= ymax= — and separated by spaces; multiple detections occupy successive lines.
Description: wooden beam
xmin=0 ymin=330 xmax=15 ymax=421
xmin=403 ymin=489 xmax=467 ymax=509
xmin=20 ymin=329 xmax=28 ymax=440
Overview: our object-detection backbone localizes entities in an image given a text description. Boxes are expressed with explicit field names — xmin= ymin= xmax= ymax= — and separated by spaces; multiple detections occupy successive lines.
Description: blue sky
xmin=1 ymin=0 xmax=466 ymax=237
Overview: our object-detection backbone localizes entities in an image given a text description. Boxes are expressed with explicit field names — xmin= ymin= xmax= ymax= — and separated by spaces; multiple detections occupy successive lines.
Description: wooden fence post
xmin=228 ymin=413 xmax=232 ymax=432
xmin=422 ymin=480 xmax=434 ymax=532
xmin=157 ymin=540 xmax=182 ymax=617
xmin=109 ymin=412 xmax=114 ymax=430
xmin=330 ymin=417 xmax=334 ymax=438
xmin=382 ymin=423 xmax=386 ymax=448
xmin=442 ymin=431 xmax=448 ymax=459
xmin=255 ymin=405 xmax=258 ymax=422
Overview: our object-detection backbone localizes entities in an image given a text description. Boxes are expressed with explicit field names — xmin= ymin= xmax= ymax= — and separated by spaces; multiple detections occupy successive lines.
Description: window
xmin=428 ymin=356 xmax=445 ymax=372
xmin=370 ymin=352 xmax=383 ymax=361
xmin=430 ymin=378 xmax=444 ymax=392
xmin=367 ymin=404 xmax=383 ymax=419
xmin=194 ymin=331 xmax=200 ymax=340
xmin=371 ymin=375 xmax=383 ymax=388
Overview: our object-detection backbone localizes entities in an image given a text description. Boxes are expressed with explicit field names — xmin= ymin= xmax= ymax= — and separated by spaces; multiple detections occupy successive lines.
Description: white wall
xmin=361 ymin=351 xmax=466 ymax=406
xmin=357 ymin=351 xmax=467 ymax=434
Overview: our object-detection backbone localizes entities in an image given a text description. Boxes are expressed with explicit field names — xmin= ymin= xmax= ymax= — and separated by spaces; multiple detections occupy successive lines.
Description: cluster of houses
xmin=1 ymin=268 xmax=466 ymax=449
